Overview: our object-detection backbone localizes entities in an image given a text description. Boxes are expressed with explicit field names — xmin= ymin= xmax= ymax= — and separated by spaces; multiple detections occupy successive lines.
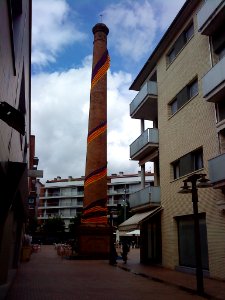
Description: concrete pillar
xmin=141 ymin=164 xmax=146 ymax=189
xmin=141 ymin=119 xmax=145 ymax=133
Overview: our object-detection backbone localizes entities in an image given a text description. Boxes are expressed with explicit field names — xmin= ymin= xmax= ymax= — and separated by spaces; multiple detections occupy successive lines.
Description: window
xmin=168 ymin=48 xmax=176 ymax=64
xmin=167 ymin=23 xmax=194 ymax=64
xmin=169 ymin=78 xmax=198 ymax=115
xmin=173 ymin=161 xmax=180 ymax=179
xmin=212 ymin=26 xmax=225 ymax=60
xmin=188 ymin=80 xmax=198 ymax=98
xmin=217 ymin=101 xmax=225 ymax=122
xmin=172 ymin=148 xmax=203 ymax=180
xmin=184 ymin=24 xmax=194 ymax=42
xmin=218 ymin=47 xmax=225 ymax=60
xmin=170 ymin=99 xmax=178 ymax=115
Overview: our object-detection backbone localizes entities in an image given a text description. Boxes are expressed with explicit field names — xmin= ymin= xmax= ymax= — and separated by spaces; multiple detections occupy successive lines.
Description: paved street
xmin=4 ymin=245 xmax=208 ymax=300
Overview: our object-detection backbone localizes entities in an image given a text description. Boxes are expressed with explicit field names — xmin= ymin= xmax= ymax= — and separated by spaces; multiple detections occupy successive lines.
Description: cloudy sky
xmin=32 ymin=0 xmax=186 ymax=182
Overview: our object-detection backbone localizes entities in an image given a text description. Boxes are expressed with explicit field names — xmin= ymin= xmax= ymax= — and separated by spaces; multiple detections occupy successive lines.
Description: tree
xmin=27 ymin=217 xmax=38 ymax=234
xmin=69 ymin=214 xmax=81 ymax=234
xmin=43 ymin=217 xmax=65 ymax=235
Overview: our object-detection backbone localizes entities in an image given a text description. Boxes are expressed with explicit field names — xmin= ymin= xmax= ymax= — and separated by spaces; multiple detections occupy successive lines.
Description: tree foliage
xmin=69 ymin=214 xmax=81 ymax=234
xmin=43 ymin=217 xmax=65 ymax=234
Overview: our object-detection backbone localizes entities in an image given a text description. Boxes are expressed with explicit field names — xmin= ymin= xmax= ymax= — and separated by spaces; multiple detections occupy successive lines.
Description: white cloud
xmin=102 ymin=0 xmax=157 ymax=62
xmin=102 ymin=0 xmax=186 ymax=63
xmin=152 ymin=0 xmax=186 ymax=31
xmin=32 ymin=57 xmax=143 ymax=182
xmin=32 ymin=0 xmax=86 ymax=66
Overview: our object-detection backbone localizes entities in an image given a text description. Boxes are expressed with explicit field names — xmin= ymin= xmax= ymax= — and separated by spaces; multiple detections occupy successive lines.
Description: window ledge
xmin=170 ymin=168 xmax=205 ymax=183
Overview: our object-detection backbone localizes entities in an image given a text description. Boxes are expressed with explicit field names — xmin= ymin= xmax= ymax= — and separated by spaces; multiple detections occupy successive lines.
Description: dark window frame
xmin=172 ymin=147 xmax=203 ymax=180
xmin=167 ymin=22 xmax=194 ymax=65
xmin=169 ymin=78 xmax=198 ymax=116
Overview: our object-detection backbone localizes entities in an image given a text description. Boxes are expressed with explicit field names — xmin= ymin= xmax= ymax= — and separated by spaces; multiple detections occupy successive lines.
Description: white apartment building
xmin=38 ymin=172 xmax=154 ymax=231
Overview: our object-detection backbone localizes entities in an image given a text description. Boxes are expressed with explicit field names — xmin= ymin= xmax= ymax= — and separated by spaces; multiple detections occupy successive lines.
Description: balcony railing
xmin=129 ymin=186 xmax=160 ymax=209
xmin=202 ymin=56 xmax=225 ymax=102
xmin=130 ymin=81 xmax=158 ymax=120
xmin=208 ymin=152 xmax=225 ymax=184
xmin=130 ymin=128 xmax=159 ymax=161
xmin=197 ymin=0 xmax=225 ymax=35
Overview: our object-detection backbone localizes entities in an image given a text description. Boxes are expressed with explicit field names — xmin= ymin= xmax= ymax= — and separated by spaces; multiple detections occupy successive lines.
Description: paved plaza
xmin=3 ymin=246 xmax=225 ymax=300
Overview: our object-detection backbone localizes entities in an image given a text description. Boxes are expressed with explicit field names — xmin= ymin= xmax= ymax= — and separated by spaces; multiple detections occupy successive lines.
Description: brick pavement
xmin=3 ymin=245 xmax=210 ymax=300
xmin=116 ymin=248 xmax=225 ymax=300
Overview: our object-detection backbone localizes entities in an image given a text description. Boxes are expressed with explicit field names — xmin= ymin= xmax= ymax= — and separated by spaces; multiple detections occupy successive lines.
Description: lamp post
xmin=178 ymin=173 xmax=211 ymax=295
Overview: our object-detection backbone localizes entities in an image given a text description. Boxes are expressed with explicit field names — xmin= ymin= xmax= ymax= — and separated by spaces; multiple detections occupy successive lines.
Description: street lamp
xmin=178 ymin=173 xmax=211 ymax=295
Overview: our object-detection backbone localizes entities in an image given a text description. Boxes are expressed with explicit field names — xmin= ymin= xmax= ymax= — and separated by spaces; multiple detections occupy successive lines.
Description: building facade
xmin=129 ymin=0 xmax=225 ymax=279
xmin=38 ymin=172 xmax=154 ymax=231
xmin=0 ymin=0 xmax=32 ymax=287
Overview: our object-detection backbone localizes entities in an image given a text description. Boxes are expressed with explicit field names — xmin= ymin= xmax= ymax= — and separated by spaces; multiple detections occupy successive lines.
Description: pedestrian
xmin=121 ymin=242 xmax=129 ymax=264
xmin=109 ymin=242 xmax=117 ymax=266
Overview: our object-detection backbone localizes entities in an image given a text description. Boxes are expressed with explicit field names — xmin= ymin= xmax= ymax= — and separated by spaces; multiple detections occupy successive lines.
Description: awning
xmin=118 ymin=206 xmax=163 ymax=231
xmin=126 ymin=229 xmax=140 ymax=236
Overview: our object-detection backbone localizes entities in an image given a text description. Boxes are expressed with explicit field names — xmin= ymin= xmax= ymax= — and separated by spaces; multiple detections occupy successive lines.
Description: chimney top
xmin=92 ymin=23 xmax=109 ymax=35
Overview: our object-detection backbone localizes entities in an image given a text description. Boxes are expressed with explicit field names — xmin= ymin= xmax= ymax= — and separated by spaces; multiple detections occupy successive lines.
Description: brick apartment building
xmin=127 ymin=0 xmax=225 ymax=280
xmin=0 ymin=0 xmax=32 ymax=286
xmin=38 ymin=172 xmax=154 ymax=231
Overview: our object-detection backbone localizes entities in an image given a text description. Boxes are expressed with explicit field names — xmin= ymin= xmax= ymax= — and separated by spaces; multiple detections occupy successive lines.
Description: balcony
xmin=130 ymin=81 xmax=158 ymax=120
xmin=129 ymin=186 xmax=160 ymax=210
xmin=202 ymin=56 xmax=225 ymax=102
xmin=130 ymin=128 xmax=159 ymax=161
xmin=208 ymin=152 xmax=225 ymax=188
xmin=197 ymin=0 xmax=225 ymax=35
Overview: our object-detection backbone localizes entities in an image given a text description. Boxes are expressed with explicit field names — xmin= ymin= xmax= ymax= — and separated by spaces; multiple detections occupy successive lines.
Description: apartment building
xmin=38 ymin=172 xmax=154 ymax=231
xmin=128 ymin=0 xmax=225 ymax=280
xmin=0 ymin=0 xmax=32 ymax=287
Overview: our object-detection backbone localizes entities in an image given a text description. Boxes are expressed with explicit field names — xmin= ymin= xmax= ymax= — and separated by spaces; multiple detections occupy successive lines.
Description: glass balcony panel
xmin=197 ymin=0 xmax=225 ymax=35
xmin=208 ymin=152 xmax=225 ymax=183
xmin=130 ymin=128 xmax=159 ymax=160
xmin=129 ymin=186 xmax=160 ymax=209
xmin=202 ymin=56 xmax=225 ymax=102
xmin=130 ymin=81 xmax=158 ymax=120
